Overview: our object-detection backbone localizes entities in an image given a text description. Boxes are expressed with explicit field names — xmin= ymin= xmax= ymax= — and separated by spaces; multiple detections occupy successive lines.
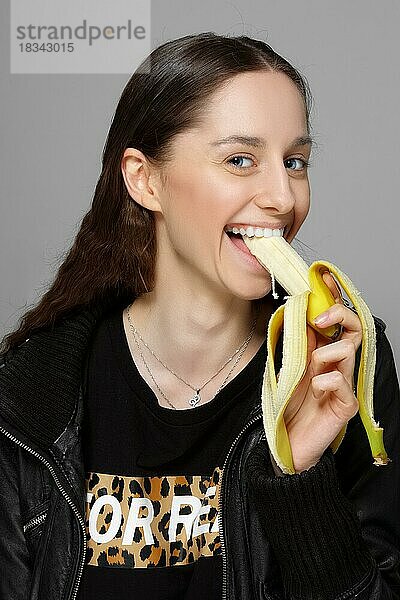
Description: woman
xmin=0 ymin=32 xmax=399 ymax=600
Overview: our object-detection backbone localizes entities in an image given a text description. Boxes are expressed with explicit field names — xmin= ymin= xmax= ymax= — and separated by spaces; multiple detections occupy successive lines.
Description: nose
xmin=253 ymin=157 xmax=297 ymax=214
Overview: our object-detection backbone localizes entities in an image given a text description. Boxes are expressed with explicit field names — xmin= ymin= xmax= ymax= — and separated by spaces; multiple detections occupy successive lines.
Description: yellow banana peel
xmin=243 ymin=234 xmax=390 ymax=475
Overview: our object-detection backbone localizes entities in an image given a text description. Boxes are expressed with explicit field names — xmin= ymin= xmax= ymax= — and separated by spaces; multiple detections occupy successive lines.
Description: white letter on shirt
xmin=122 ymin=497 xmax=154 ymax=546
xmin=169 ymin=495 xmax=201 ymax=542
xmin=88 ymin=494 xmax=122 ymax=544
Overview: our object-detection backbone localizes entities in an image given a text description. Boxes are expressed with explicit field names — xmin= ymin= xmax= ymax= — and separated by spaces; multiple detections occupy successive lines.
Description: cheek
xmin=195 ymin=175 xmax=252 ymax=228
xmin=297 ymin=183 xmax=311 ymax=219
xmin=166 ymin=169 xmax=242 ymax=230
xmin=288 ymin=187 xmax=310 ymax=241
xmin=159 ymin=171 xmax=217 ymax=256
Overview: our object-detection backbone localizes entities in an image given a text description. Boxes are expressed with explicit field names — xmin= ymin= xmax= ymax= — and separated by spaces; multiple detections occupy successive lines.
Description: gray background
xmin=1 ymin=1 xmax=399 ymax=372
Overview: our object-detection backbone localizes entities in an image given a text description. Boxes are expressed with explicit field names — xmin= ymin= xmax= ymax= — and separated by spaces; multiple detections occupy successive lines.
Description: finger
xmin=314 ymin=303 xmax=361 ymax=334
xmin=313 ymin=303 xmax=363 ymax=351
xmin=322 ymin=271 xmax=343 ymax=304
xmin=311 ymin=339 xmax=356 ymax=388
xmin=311 ymin=371 xmax=359 ymax=420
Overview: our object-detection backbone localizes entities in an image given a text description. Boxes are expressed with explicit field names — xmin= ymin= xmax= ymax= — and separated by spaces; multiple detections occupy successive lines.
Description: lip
xmin=224 ymin=222 xmax=289 ymax=231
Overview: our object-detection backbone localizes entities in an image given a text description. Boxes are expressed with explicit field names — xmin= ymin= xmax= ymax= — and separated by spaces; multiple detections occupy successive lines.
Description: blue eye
xmin=227 ymin=155 xmax=255 ymax=169
xmin=285 ymin=157 xmax=310 ymax=171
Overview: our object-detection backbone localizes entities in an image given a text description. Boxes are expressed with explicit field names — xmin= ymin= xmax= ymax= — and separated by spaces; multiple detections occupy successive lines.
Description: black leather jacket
xmin=0 ymin=306 xmax=399 ymax=599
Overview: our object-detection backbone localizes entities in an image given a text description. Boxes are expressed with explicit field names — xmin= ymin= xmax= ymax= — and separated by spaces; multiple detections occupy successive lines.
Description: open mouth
xmin=224 ymin=226 xmax=286 ymax=239
xmin=223 ymin=226 xmax=287 ymax=269
xmin=224 ymin=229 xmax=261 ymax=265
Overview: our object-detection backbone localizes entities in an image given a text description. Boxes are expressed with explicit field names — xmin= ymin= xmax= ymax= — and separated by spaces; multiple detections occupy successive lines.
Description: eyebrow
xmin=209 ymin=134 xmax=315 ymax=149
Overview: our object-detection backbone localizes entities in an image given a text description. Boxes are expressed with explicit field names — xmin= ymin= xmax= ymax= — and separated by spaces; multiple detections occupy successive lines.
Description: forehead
xmin=190 ymin=71 xmax=308 ymax=144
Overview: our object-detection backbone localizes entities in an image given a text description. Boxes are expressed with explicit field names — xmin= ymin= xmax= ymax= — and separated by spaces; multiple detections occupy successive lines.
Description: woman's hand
xmin=282 ymin=272 xmax=363 ymax=473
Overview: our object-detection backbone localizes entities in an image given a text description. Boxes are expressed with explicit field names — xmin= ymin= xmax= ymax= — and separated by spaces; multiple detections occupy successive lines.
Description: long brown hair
xmin=1 ymin=32 xmax=314 ymax=355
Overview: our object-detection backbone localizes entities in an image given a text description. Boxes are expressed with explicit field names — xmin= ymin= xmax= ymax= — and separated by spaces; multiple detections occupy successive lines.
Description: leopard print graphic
xmin=84 ymin=466 xmax=222 ymax=568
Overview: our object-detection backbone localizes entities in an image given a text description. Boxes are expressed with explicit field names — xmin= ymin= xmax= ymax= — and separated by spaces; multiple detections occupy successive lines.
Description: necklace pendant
xmin=189 ymin=390 xmax=201 ymax=407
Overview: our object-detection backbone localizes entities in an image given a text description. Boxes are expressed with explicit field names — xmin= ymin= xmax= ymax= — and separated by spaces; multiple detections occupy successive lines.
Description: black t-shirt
xmin=77 ymin=306 xmax=268 ymax=600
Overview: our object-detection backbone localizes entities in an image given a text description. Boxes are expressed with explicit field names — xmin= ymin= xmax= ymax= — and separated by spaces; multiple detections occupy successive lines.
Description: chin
xmin=228 ymin=281 xmax=272 ymax=302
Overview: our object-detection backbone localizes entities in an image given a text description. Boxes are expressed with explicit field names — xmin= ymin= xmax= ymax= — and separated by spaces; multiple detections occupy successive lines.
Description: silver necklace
xmin=126 ymin=305 xmax=259 ymax=410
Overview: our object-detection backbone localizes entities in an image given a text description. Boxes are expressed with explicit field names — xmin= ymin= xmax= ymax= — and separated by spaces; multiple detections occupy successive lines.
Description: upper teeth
xmin=225 ymin=226 xmax=285 ymax=238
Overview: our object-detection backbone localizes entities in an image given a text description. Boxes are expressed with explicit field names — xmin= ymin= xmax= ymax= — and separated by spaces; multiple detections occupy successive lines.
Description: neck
xmin=124 ymin=219 xmax=274 ymax=384
xmin=124 ymin=288 xmax=270 ymax=383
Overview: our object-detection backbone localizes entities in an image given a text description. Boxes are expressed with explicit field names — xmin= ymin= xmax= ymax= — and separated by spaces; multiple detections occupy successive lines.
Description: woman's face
xmin=153 ymin=70 xmax=312 ymax=301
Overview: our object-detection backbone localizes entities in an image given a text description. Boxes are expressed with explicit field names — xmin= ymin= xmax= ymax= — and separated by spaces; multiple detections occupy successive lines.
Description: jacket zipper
xmin=0 ymin=425 xmax=87 ymax=600
xmin=218 ymin=410 xmax=262 ymax=600
xmin=23 ymin=510 xmax=48 ymax=534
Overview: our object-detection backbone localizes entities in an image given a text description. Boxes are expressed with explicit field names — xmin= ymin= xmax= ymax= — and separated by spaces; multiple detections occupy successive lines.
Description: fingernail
xmin=314 ymin=312 xmax=329 ymax=325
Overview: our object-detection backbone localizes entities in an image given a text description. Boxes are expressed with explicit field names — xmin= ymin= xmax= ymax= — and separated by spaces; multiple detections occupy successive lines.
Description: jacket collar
xmin=0 ymin=303 xmax=110 ymax=450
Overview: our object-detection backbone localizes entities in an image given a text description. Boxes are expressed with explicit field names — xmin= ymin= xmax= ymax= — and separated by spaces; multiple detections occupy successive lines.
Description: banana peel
xmin=243 ymin=234 xmax=390 ymax=475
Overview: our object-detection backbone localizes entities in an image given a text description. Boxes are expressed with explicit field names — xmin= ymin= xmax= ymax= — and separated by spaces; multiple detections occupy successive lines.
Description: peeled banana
xmin=243 ymin=234 xmax=390 ymax=475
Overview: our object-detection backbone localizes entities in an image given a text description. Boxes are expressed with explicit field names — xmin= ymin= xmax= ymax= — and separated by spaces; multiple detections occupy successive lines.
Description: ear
xmin=121 ymin=148 xmax=163 ymax=214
